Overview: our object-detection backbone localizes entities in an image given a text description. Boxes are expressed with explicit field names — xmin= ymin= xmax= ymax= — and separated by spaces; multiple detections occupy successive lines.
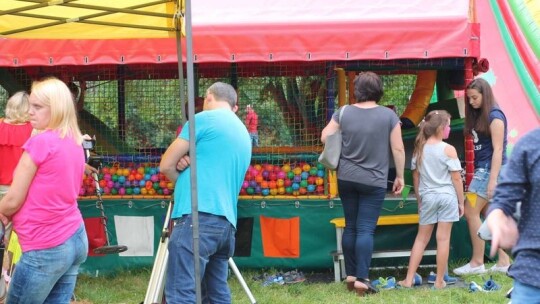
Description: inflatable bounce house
xmin=1 ymin=0 xmax=538 ymax=275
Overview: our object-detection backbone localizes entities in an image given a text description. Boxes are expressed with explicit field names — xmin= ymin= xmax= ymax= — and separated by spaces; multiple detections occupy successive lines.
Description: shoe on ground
xmin=372 ymin=276 xmax=397 ymax=289
xmin=453 ymin=263 xmax=486 ymax=275
xmin=427 ymin=271 xmax=458 ymax=285
xmin=483 ymin=275 xmax=501 ymax=291
xmin=489 ymin=264 xmax=510 ymax=274
xmin=283 ymin=270 xmax=306 ymax=284
xmin=469 ymin=281 xmax=485 ymax=292
xmin=413 ymin=273 xmax=422 ymax=286
xmin=262 ymin=274 xmax=285 ymax=286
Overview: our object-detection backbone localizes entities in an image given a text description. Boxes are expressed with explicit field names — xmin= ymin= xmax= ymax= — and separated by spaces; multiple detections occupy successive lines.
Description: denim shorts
xmin=468 ymin=167 xmax=490 ymax=200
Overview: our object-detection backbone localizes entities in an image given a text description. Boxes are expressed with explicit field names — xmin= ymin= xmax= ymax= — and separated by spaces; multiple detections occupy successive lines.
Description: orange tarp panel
xmin=260 ymin=216 xmax=300 ymax=258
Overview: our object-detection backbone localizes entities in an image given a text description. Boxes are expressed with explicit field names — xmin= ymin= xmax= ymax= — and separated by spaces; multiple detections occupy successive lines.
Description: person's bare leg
xmin=398 ymin=224 xmax=434 ymax=287
xmin=434 ymin=222 xmax=452 ymax=289
xmin=464 ymin=196 xmax=488 ymax=266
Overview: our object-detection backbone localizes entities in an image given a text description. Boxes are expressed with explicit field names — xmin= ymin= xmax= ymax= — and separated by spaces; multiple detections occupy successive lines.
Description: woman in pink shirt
xmin=0 ymin=77 xmax=88 ymax=303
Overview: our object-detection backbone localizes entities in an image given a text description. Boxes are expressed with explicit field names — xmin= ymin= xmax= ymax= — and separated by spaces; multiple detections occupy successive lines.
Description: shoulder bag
xmin=318 ymin=105 xmax=348 ymax=170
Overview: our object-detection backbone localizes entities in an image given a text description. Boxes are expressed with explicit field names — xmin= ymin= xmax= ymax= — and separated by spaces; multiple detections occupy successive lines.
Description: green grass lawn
xmin=74 ymin=263 xmax=512 ymax=303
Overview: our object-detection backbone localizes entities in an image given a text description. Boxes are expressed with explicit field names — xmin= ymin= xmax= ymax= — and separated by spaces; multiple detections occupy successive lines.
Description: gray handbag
xmin=318 ymin=105 xmax=348 ymax=170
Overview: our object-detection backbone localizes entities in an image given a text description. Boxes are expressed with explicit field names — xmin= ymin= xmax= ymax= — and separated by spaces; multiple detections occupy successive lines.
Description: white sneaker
xmin=490 ymin=264 xmax=510 ymax=273
xmin=453 ymin=263 xmax=487 ymax=275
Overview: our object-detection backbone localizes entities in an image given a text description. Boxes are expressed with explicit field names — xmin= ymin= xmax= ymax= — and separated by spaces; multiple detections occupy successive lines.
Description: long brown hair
xmin=464 ymin=78 xmax=498 ymax=136
xmin=413 ymin=110 xmax=451 ymax=170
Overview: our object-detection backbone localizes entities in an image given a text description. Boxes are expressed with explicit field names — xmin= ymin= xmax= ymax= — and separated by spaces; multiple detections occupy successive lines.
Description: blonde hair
xmin=413 ymin=110 xmax=451 ymax=170
xmin=30 ymin=77 xmax=83 ymax=144
xmin=4 ymin=91 xmax=30 ymax=124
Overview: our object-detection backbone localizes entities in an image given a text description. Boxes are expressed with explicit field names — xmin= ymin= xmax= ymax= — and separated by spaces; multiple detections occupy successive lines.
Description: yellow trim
xmin=330 ymin=214 xmax=420 ymax=228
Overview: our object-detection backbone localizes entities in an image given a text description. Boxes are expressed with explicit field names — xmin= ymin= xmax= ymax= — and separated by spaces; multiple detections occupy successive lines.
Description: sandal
xmin=354 ymin=278 xmax=379 ymax=297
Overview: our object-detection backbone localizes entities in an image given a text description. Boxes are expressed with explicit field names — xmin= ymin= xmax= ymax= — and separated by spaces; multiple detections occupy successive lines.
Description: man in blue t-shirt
xmin=160 ymin=82 xmax=251 ymax=304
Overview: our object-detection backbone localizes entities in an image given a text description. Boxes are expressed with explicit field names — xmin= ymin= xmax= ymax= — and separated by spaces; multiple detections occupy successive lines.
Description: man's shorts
xmin=419 ymin=193 xmax=459 ymax=225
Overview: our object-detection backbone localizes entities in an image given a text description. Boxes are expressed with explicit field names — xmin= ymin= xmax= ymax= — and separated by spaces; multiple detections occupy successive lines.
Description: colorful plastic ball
xmin=118 ymin=175 xmax=126 ymax=184
xmin=255 ymin=186 xmax=262 ymax=194
xmin=299 ymin=187 xmax=307 ymax=195
xmin=317 ymin=163 xmax=325 ymax=170
xmin=103 ymin=187 xmax=111 ymax=194
xmin=270 ymin=188 xmax=278 ymax=196
xmin=316 ymin=177 xmax=324 ymax=185
xmin=293 ymin=167 xmax=302 ymax=175
xmin=153 ymin=182 xmax=160 ymax=190
xmin=135 ymin=173 xmax=143 ymax=181
xmin=151 ymin=174 xmax=159 ymax=182
xmin=148 ymin=188 xmax=156 ymax=195
xmin=157 ymin=189 xmax=164 ymax=195
xmin=242 ymin=181 xmax=249 ymax=189
xmin=111 ymin=188 xmax=118 ymax=195
xmin=309 ymin=168 xmax=318 ymax=176
xmin=287 ymin=171 xmax=295 ymax=179
xmin=301 ymin=172 xmax=309 ymax=180
xmin=103 ymin=173 xmax=112 ymax=181
xmin=145 ymin=181 xmax=153 ymax=190
xmin=317 ymin=170 xmax=325 ymax=177
xmin=144 ymin=174 xmax=151 ymax=181
xmin=79 ymin=187 xmax=86 ymax=196
xmin=254 ymin=164 xmax=262 ymax=172
xmin=277 ymin=171 xmax=286 ymax=179
xmin=284 ymin=179 xmax=292 ymax=187
xmin=261 ymin=188 xmax=270 ymax=196
xmin=163 ymin=188 xmax=170 ymax=195
xmin=167 ymin=182 xmax=174 ymax=190
xmin=249 ymin=180 xmax=258 ymax=188
xmin=240 ymin=188 xmax=247 ymax=195
xmin=137 ymin=167 xmax=145 ymax=174
xmin=139 ymin=180 xmax=146 ymax=187
xmin=149 ymin=168 xmax=157 ymax=175
xmin=265 ymin=164 xmax=274 ymax=172
xmin=255 ymin=175 xmax=264 ymax=183
xmin=141 ymin=188 xmax=148 ymax=195
xmin=282 ymin=164 xmax=291 ymax=172
xmin=293 ymin=175 xmax=302 ymax=183
xmin=285 ymin=186 xmax=293 ymax=194
xmin=300 ymin=180 xmax=308 ymax=188
xmin=262 ymin=170 xmax=270 ymax=179
xmin=292 ymin=183 xmax=300 ymax=190
xmin=133 ymin=187 xmax=141 ymax=195
xmin=126 ymin=188 xmax=133 ymax=195
xmin=99 ymin=180 xmax=107 ymax=188
xmin=276 ymin=179 xmax=284 ymax=187
xmin=112 ymin=175 xmax=119 ymax=182
xmin=124 ymin=180 xmax=132 ymax=188
xmin=246 ymin=187 xmax=255 ymax=195
xmin=308 ymin=176 xmax=317 ymax=185
xmin=269 ymin=172 xmax=277 ymax=181
xmin=268 ymin=181 xmax=277 ymax=189
xmin=107 ymin=181 xmax=115 ymax=189
xmin=307 ymin=185 xmax=316 ymax=192
xmin=302 ymin=164 xmax=311 ymax=172
xmin=159 ymin=180 xmax=167 ymax=189
xmin=278 ymin=187 xmax=285 ymax=195
xmin=118 ymin=188 xmax=126 ymax=195
xmin=260 ymin=181 xmax=268 ymax=189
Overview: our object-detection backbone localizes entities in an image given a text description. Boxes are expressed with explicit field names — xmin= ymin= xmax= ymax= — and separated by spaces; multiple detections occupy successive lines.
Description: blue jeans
xmin=249 ymin=132 xmax=259 ymax=147
xmin=338 ymin=179 xmax=386 ymax=279
xmin=512 ymin=280 xmax=540 ymax=302
xmin=165 ymin=213 xmax=236 ymax=304
xmin=7 ymin=224 xmax=88 ymax=304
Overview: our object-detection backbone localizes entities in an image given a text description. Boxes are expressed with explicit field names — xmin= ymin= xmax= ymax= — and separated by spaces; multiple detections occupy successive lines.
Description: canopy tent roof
xmin=0 ymin=0 xmax=479 ymax=66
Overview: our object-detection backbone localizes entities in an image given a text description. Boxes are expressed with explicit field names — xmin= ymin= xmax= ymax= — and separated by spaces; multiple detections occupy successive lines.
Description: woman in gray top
xmin=321 ymin=72 xmax=405 ymax=296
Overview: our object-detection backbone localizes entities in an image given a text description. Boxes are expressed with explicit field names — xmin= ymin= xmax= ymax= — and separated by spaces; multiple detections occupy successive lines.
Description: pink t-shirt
xmin=13 ymin=130 xmax=85 ymax=252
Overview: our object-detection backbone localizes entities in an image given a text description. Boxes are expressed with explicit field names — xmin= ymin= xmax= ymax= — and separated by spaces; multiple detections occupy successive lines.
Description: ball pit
xmin=80 ymin=163 xmax=171 ymax=197
xmin=241 ymin=162 xmax=326 ymax=197
xmin=79 ymin=161 xmax=327 ymax=198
